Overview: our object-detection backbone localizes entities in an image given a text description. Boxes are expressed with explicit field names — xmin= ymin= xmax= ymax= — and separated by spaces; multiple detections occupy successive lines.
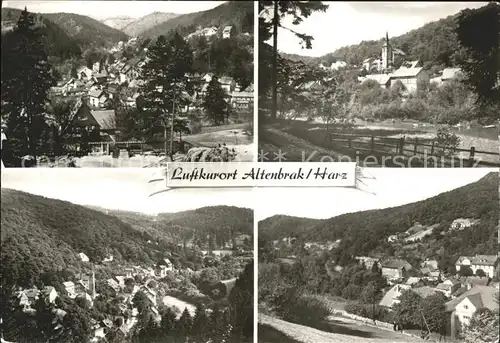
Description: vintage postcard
xmin=1 ymin=1 xmax=255 ymax=168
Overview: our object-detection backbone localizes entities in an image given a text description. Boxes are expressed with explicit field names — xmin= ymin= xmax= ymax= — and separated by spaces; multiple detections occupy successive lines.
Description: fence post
xmin=413 ymin=138 xmax=419 ymax=156
xmin=370 ymin=136 xmax=375 ymax=153
xmin=399 ymin=137 xmax=405 ymax=155
xmin=469 ymin=147 xmax=475 ymax=167
xmin=348 ymin=137 xmax=352 ymax=149
xmin=430 ymin=141 xmax=435 ymax=156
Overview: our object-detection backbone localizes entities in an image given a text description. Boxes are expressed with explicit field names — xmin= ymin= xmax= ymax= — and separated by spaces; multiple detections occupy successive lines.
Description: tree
xmin=1 ymin=7 xmax=57 ymax=163
xmin=420 ymin=293 xmax=448 ymax=336
xmin=360 ymin=281 xmax=379 ymax=319
xmin=392 ymin=290 xmax=423 ymax=329
xmin=462 ymin=308 xmax=499 ymax=343
xmin=475 ymin=269 xmax=487 ymax=278
xmin=133 ymin=291 xmax=152 ymax=314
xmin=46 ymin=97 xmax=81 ymax=156
xmin=173 ymin=118 xmax=190 ymax=141
xmin=455 ymin=3 xmax=500 ymax=107
xmin=458 ymin=265 xmax=474 ymax=277
xmin=140 ymin=31 xmax=194 ymax=156
xmin=177 ymin=307 xmax=193 ymax=337
xmin=191 ymin=302 xmax=209 ymax=339
xmin=259 ymin=1 xmax=329 ymax=119
xmin=203 ymin=76 xmax=228 ymax=125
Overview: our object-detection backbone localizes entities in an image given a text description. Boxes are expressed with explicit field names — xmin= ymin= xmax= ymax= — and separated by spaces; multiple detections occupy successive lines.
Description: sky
xmin=2 ymin=1 xmax=226 ymax=20
xmin=0 ymin=168 xmax=254 ymax=215
xmin=255 ymin=168 xmax=496 ymax=221
xmin=267 ymin=1 xmax=489 ymax=57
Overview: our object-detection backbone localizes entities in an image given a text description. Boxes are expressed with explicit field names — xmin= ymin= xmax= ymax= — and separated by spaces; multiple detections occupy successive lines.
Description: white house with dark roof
xmin=379 ymin=284 xmax=411 ymax=309
xmin=381 ymin=259 xmax=413 ymax=279
xmin=445 ymin=285 xmax=498 ymax=338
xmin=78 ymin=66 xmax=93 ymax=81
xmin=389 ymin=66 xmax=430 ymax=93
xmin=455 ymin=255 xmax=499 ymax=278
xmin=358 ymin=74 xmax=392 ymax=89
xmin=88 ymin=89 xmax=109 ymax=108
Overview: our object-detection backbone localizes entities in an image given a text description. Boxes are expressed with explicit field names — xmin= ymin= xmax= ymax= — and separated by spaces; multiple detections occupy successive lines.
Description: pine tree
xmin=203 ymin=76 xmax=228 ymax=126
xmin=140 ymin=32 xmax=194 ymax=155
xmin=191 ymin=302 xmax=209 ymax=340
xmin=177 ymin=307 xmax=192 ymax=338
xmin=1 ymin=7 xmax=56 ymax=163
xmin=160 ymin=306 xmax=177 ymax=335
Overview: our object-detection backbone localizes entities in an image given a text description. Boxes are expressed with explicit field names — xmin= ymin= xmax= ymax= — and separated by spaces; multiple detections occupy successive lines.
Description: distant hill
xmin=259 ymin=215 xmax=322 ymax=241
xmin=285 ymin=5 xmax=487 ymax=69
xmin=1 ymin=7 xmax=128 ymax=50
xmin=122 ymin=12 xmax=180 ymax=37
xmin=259 ymin=172 xmax=498 ymax=258
xmin=0 ymin=188 xmax=170 ymax=288
xmin=105 ymin=205 xmax=253 ymax=248
xmin=1 ymin=7 xmax=81 ymax=58
xmin=140 ymin=1 xmax=254 ymax=38
xmin=42 ymin=12 xmax=129 ymax=48
xmin=101 ymin=16 xmax=137 ymax=30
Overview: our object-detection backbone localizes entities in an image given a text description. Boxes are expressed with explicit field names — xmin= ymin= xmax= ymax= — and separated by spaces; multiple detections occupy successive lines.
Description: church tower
xmin=381 ymin=31 xmax=392 ymax=71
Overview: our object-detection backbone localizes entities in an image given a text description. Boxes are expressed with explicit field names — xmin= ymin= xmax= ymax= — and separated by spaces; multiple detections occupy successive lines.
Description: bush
xmin=434 ymin=126 xmax=461 ymax=157
xmin=279 ymin=293 xmax=331 ymax=327
xmin=345 ymin=303 xmax=392 ymax=322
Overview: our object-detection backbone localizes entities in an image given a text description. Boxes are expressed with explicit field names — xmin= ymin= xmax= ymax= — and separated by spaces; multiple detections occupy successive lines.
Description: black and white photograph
xmin=1 ymin=0 xmax=254 ymax=168
xmin=257 ymin=168 xmax=499 ymax=343
xmin=258 ymin=1 xmax=499 ymax=167
xmin=0 ymin=169 xmax=254 ymax=343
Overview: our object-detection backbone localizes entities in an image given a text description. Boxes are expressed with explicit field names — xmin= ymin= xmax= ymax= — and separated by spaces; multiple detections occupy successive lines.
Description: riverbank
xmin=259 ymin=119 xmax=498 ymax=166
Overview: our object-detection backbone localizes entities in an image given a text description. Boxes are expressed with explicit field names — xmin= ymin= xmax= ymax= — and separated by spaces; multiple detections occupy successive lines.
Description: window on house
xmin=464 ymin=305 xmax=468 ymax=310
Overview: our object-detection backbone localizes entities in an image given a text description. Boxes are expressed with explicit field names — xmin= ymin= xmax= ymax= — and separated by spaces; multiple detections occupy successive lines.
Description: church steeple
xmin=381 ymin=31 xmax=392 ymax=71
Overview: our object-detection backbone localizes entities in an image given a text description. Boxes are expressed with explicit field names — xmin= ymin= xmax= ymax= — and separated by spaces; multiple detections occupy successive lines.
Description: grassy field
xmin=259 ymin=324 xmax=303 ymax=343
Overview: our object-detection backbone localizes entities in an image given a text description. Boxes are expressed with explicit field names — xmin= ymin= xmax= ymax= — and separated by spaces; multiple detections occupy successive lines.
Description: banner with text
xmin=163 ymin=162 xmax=357 ymax=187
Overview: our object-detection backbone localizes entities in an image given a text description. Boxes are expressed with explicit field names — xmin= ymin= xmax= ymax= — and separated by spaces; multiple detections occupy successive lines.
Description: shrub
xmin=434 ymin=126 xmax=461 ymax=157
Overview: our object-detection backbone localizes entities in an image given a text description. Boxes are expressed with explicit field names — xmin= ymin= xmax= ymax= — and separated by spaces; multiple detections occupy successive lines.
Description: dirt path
xmin=259 ymin=314 xmax=422 ymax=343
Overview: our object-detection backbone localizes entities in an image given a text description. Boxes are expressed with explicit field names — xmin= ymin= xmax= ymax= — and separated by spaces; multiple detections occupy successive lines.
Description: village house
xmin=435 ymin=278 xmax=462 ymax=297
xmin=450 ymin=218 xmax=479 ymax=231
xmin=320 ymin=60 xmax=347 ymax=71
xmin=202 ymin=26 xmax=218 ymax=37
xmin=464 ymin=276 xmax=490 ymax=290
xmin=389 ymin=66 xmax=430 ymax=93
xmin=18 ymin=288 xmax=39 ymax=310
xmin=405 ymin=277 xmax=422 ymax=286
xmin=41 ymin=286 xmax=58 ymax=304
xmin=230 ymin=90 xmax=253 ymax=112
xmin=106 ymin=279 xmax=121 ymax=295
xmin=119 ymin=57 xmax=142 ymax=84
xmin=78 ymin=66 xmax=93 ymax=81
xmin=381 ymin=259 xmax=413 ymax=280
xmin=355 ymin=256 xmax=380 ymax=270
xmin=379 ymin=284 xmax=411 ymax=309
xmin=358 ymin=73 xmax=392 ymax=89
xmin=387 ymin=234 xmax=398 ymax=243
xmin=444 ymin=285 xmax=498 ymax=339
xmin=222 ymin=25 xmax=233 ymax=39
xmin=88 ymin=89 xmax=111 ymax=109
xmin=78 ymin=252 xmax=90 ymax=262
xmin=432 ymin=68 xmax=466 ymax=85
xmin=63 ymin=281 xmax=77 ymax=298
xmin=421 ymin=259 xmax=439 ymax=270
xmin=455 ymin=255 xmax=499 ymax=278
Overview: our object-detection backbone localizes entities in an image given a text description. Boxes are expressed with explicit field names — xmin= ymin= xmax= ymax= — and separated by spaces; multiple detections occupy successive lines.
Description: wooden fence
xmin=330 ymin=133 xmax=499 ymax=167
